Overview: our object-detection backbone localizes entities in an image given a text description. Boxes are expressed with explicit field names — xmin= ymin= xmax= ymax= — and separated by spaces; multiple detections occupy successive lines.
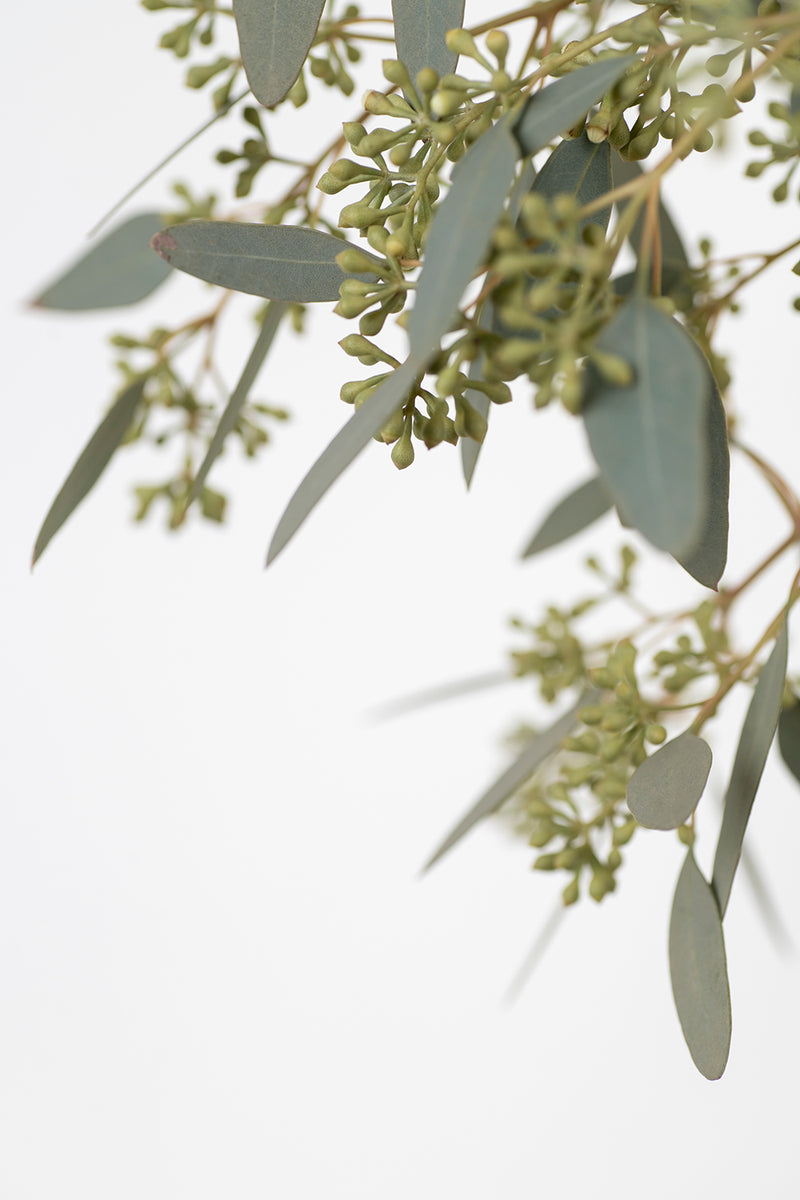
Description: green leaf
xmin=513 ymin=57 xmax=635 ymax=158
xmin=612 ymin=151 xmax=690 ymax=269
xmin=391 ymin=0 xmax=465 ymax=82
xmin=460 ymin=301 xmax=495 ymax=488
xmin=407 ymin=116 xmax=519 ymax=362
xmin=529 ymin=131 xmax=613 ymax=235
xmin=423 ymin=690 xmax=597 ymax=871
xmin=582 ymin=296 xmax=710 ymax=559
xmin=669 ymin=849 xmax=732 ymax=1081
xmin=32 ymin=378 xmax=146 ymax=566
xmin=232 ymin=0 xmax=325 ymax=108
xmin=266 ymin=358 xmax=420 ymax=564
xmin=150 ymin=223 xmax=384 ymax=302
xmin=521 ymin=476 xmax=612 ymax=558
xmin=189 ymin=302 xmax=287 ymax=505
xmin=778 ymin=699 xmax=800 ymax=787
xmin=371 ymin=670 xmax=512 ymax=720
xmin=712 ymin=622 xmax=788 ymax=917
xmin=627 ymin=731 xmax=712 ymax=830
xmin=676 ymin=376 xmax=729 ymax=590
xmin=32 ymin=214 xmax=171 ymax=310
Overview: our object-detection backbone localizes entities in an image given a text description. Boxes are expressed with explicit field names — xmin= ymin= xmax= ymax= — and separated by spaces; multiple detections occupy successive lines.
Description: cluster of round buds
xmin=746 ymin=97 xmax=800 ymax=203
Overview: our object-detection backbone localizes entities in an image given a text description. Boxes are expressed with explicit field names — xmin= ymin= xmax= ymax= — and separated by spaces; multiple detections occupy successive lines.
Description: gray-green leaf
xmin=423 ymin=691 xmax=596 ymax=870
xmin=407 ymin=116 xmax=519 ymax=362
xmin=513 ymin=57 xmax=635 ymax=158
xmin=266 ymin=358 xmax=420 ymax=564
xmin=778 ymin=699 xmax=800 ymax=787
xmin=669 ymin=849 xmax=732 ymax=1080
xmin=460 ymin=301 xmax=495 ymax=487
xmin=529 ymin=132 xmax=613 ymax=235
xmin=391 ymin=0 xmax=465 ymax=83
xmin=150 ymin=223 xmax=384 ymax=302
xmin=676 ymin=375 xmax=729 ymax=590
xmin=232 ymin=0 xmax=325 ymax=108
xmin=33 ymin=213 xmax=171 ymax=310
xmin=712 ymin=621 xmax=788 ymax=917
xmin=627 ymin=731 xmax=712 ymax=830
xmin=521 ymin=475 xmax=612 ymax=558
xmin=612 ymin=151 xmax=690 ymax=268
xmin=190 ymin=302 xmax=287 ymax=505
xmin=582 ymin=296 xmax=710 ymax=559
xmin=32 ymin=378 xmax=146 ymax=566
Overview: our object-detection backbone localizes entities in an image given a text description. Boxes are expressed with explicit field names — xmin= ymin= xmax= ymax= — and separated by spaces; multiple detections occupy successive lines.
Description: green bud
xmin=773 ymin=180 xmax=789 ymax=202
xmin=706 ymin=54 xmax=730 ymax=78
xmin=415 ymin=67 xmax=439 ymax=95
xmin=606 ymin=847 xmax=622 ymax=871
xmin=600 ymin=710 xmax=631 ymax=732
xmin=612 ymin=820 xmax=636 ymax=846
xmin=600 ymin=735 xmax=627 ymax=762
xmin=677 ymin=824 xmax=695 ymax=846
xmin=391 ymin=432 xmax=415 ymax=469
xmin=445 ymin=28 xmax=478 ymax=57
xmin=578 ymin=705 xmax=606 ymax=726
xmin=380 ymin=408 xmax=406 ymax=444
xmin=336 ymin=247 xmax=382 ymax=276
xmin=334 ymin=293 xmax=373 ymax=319
xmin=431 ymin=88 xmax=463 ymax=118
xmin=532 ymin=853 xmax=558 ymax=872
xmin=591 ymin=349 xmax=634 ymax=386
xmin=554 ymin=847 xmax=583 ymax=871
xmin=342 ymin=121 xmax=367 ymax=147
xmin=562 ymin=877 xmax=580 ymax=906
xmin=382 ymin=59 xmax=412 ymax=88
xmin=339 ymin=202 xmax=387 ymax=229
xmin=588 ymin=867 xmax=616 ymax=902
xmin=359 ymin=306 xmax=389 ymax=336
xmin=644 ymin=724 xmax=667 ymax=745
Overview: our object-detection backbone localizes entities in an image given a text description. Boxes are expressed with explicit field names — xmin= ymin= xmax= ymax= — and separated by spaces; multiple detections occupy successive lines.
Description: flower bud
xmin=391 ymin=432 xmax=415 ymax=469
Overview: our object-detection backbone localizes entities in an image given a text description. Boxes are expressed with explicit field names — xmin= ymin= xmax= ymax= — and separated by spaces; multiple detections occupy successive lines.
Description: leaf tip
xmin=149 ymin=231 xmax=177 ymax=261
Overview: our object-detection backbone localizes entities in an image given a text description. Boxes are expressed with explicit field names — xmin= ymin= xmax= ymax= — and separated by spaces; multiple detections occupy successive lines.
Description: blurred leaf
xmin=712 ymin=621 xmax=788 ymax=917
xmin=423 ymin=690 xmax=597 ymax=871
xmin=582 ymin=296 xmax=710 ymax=560
xmin=391 ymin=0 xmax=465 ymax=82
xmin=676 ymin=376 xmax=729 ymax=589
xmin=232 ymin=0 xmax=325 ymax=107
xmin=33 ymin=214 xmax=171 ymax=310
xmin=508 ymin=160 xmax=537 ymax=223
xmin=669 ymin=849 xmax=731 ymax=1080
xmin=521 ymin=475 xmax=612 ymax=558
xmin=460 ymin=302 xmax=495 ymax=488
xmin=371 ymin=669 xmax=512 ymax=721
xmin=407 ymin=116 xmax=518 ymax=362
xmin=778 ymin=699 xmax=800 ymax=786
xmin=513 ymin=57 xmax=635 ymax=158
xmin=266 ymin=358 xmax=420 ymax=564
xmin=530 ymin=131 xmax=613 ymax=235
xmin=627 ymin=731 xmax=712 ymax=829
xmin=32 ymin=378 xmax=146 ymax=566
xmin=612 ymin=151 xmax=690 ymax=268
xmin=190 ymin=301 xmax=287 ymax=505
xmin=150 ymin=223 xmax=384 ymax=301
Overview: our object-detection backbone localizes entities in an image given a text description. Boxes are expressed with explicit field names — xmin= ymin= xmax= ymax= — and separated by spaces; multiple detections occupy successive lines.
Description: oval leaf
xmin=407 ymin=116 xmax=519 ymax=362
xmin=232 ymin=0 xmax=325 ymax=108
xmin=32 ymin=378 xmax=146 ymax=566
xmin=582 ymin=296 xmax=710 ymax=559
xmin=627 ymin=731 xmax=712 ymax=830
xmin=423 ymin=690 xmax=598 ymax=871
xmin=266 ymin=358 xmax=421 ymax=564
xmin=612 ymin=151 xmax=690 ymax=268
xmin=712 ymin=621 xmax=788 ymax=917
xmin=150 ymin=223 xmax=384 ymax=302
xmin=778 ymin=700 xmax=800 ymax=787
xmin=669 ymin=849 xmax=732 ymax=1080
xmin=513 ymin=56 xmax=635 ymax=158
xmin=676 ymin=375 xmax=729 ymax=589
xmin=391 ymin=0 xmax=465 ymax=83
xmin=530 ymin=132 xmax=613 ymax=235
xmin=33 ymin=213 xmax=171 ymax=310
xmin=521 ymin=475 xmax=612 ymax=558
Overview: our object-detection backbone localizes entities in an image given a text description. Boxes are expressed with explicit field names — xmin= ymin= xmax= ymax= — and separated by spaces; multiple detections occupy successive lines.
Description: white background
xmin=3 ymin=2 xmax=800 ymax=1196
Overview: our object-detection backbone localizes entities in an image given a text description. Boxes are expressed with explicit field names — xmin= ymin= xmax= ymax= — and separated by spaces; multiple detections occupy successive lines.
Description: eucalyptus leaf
xmin=530 ymin=132 xmax=613 ymax=235
xmin=712 ymin=621 xmax=788 ymax=917
xmin=669 ymin=849 xmax=732 ymax=1081
xmin=407 ymin=116 xmax=519 ymax=362
xmin=460 ymin=301 xmax=496 ymax=488
xmin=627 ymin=731 xmax=712 ymax=830
xmin=266 ymin=358 xmax=421 ymax=564
xmin=778 ymin=700 xmax=800 ymax=787
xmin=521 ymin=475 xmax=612 ymax=558
xmin=32 ymin=378 xmax=146 ymax=566
xmin=33 ymin=214 xmax=171 ymax=310
xmin=150 ymin=223 xmax=384 ymax=302
xmin=232 ymin=0 xmax=325 ymax=108
xmin=676 ymin=376 xmax=729 ymax=590
xmin=371 ymin=669 xmax=512 ymax=721
xmin=611 ymin=151 xmax=690 ymax=268
xmin=423 ymin=690 xmax=597 ymax=871
xmin=391 ymin=0 xmax=465 ymax=83
xmin=513 ymin=56 xmax=635 ymax=158
xmin=582 ymin=296 xmax=710 ymax=559
xmin=190 ymin=302 xmax=287 ymax=505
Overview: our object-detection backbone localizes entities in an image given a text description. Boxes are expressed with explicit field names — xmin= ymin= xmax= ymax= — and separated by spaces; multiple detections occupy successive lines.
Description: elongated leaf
xmin=371 ymin=669 xmax=512 ymax=721
xmin=677 ymin=376 xmax=729 ymax=589
xmin=712 ymin=622 xmax=788 ymax=917
xmin=32 ymin=379 xmax=146 ymax=566
xmin=391 ymin=0 xmax=465 ymax=82
xmin=266 ymin=358 xmax=420 ymax=564
xmin=669 ymin=849 xmax=732 ymax=1080
xmin=33 ymin=214 xmax=171 ymax=310
xmin=521 ymin=475 xmax=612 ymax=558
xmin=513 ymin=57 xmax=635 ymax=158
xmin=460 ymin=301 xmax=495 ymax=487
xmin=423 ymin=690 xmax=597 ymax=871
xmin=778 ymin=699 xmax=800 ymax=787
xmin=612 ymin=152 xmax=690 ymax=268
xmin=530 ymin=132 xmax=613 ymax=234
xmin=232 ymin=0 xmax=325 ymax=108
xmin=407 ymin=117 xmax=518 ymax=362
xmin=582 ymin=296 xmax=710 ymax=559
xmin=150 ymin=223 xmax=383 ymax=302
xmin=190 ymin=302 xmax=287 ymax=505
xmin=627 ymin=731 xmax=712 ymax=830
